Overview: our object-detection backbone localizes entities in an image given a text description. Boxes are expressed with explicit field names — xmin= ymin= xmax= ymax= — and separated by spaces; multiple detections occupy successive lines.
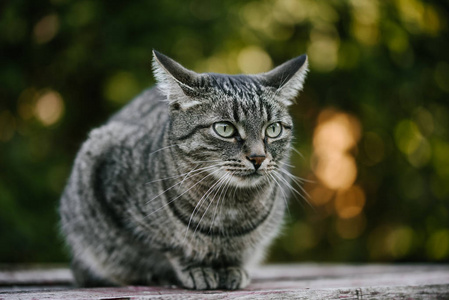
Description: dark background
xmin=1 ymin=0 xmax=448 ymax=264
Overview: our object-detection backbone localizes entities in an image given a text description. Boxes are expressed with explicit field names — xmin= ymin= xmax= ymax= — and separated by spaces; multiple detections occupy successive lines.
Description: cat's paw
xmin=219 ymin=267 xmax=250 ymax=290
xmin=178 ymin=267 xmax=220 ymax=290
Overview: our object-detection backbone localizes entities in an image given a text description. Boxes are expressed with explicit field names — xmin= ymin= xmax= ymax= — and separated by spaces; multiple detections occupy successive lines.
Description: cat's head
xmin=152 ymin=50 xmax=308 ymax=187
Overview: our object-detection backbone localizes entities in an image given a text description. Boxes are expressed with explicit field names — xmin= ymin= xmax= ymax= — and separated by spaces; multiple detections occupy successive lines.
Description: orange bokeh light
xmin=312 ymin=109 xmax=361 ymax=190
xmin=334 ymin=185 xmax=366 ymax=219
xmin=313 ymin=152 xmax=357 ymax=190
xmin=313 ymin=112 xmax=360 ymax=154
xmin=34 ymin=90 xmax=64 ymax=126
xmin=309 ymin=108 xmax=365 ymax=226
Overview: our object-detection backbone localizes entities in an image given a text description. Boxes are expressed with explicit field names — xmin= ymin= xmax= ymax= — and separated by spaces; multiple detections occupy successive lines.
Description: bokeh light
xmin=33 ymin=14 xmax=59 ymax=44
xmin=314 ymin=153 xmax=357 ymax=190
xmin=427 ymin=229 xmax=449 ymax=260
xmin=308 ymin=108 xmax=366 ymax=242
xmin=334 ymin=186 xmax=365 ymax=219
xmin=237 ymin=46 xmax=273 ymax=74
xmin=307 ymin=27 xmax=339 ymax=72
xmin=104 ymin=71 xmax=141 ymax=105
xmin=312 ymin=109 xmax=361 ymax=190
xmin=336 ymin=213 xmax=366 ymax=240
xmin=34 ymin=90 xmax=65 ymax=126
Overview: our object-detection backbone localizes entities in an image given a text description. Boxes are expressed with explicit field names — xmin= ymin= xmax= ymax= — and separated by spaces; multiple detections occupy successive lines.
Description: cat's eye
xmin=266 ymin=122 xmax=282 ymax=138
xmin=213 ymin=122 xmax=236 ymax=138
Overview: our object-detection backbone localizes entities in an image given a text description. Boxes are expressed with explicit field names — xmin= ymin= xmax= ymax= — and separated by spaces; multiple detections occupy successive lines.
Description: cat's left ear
xmin=152 ymin=50 xmax=203 ymax=110
xmin=261 ymin=54 xmax=309 ymax=106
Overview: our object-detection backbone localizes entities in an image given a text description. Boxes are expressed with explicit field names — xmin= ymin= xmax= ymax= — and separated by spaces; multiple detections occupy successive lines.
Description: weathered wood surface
xmin=1 ymin=264 xmax=449 ymax=299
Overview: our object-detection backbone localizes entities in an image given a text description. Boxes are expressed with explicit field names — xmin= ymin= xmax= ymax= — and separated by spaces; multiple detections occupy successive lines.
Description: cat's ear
xmin=152 ymin=50 xmax=202 ymax=110
xmin=261 ymin=54 xmax=308 ymax=106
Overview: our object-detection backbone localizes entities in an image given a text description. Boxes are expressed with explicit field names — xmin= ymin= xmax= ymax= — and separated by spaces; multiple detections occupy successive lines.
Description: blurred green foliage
xmin=0 ymin=0 xmax=448 ymax=263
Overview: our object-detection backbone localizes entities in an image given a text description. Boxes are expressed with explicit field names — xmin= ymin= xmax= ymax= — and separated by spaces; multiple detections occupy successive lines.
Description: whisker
xmin=209 ymin=172 xmax=235 ymax=234
xmin=224 ymin=163 xmax=243 ymax=167
xmin=267 ymin=172 xmax=291 ymax=218
xmin=272 ymin=171 xmax=314 ymax=210
xmin=224 ymin=168 xmax=246 ymax=171
xmin=276 ymin=161 xmax=296 ymax=168
xmin=146 ymin=164 xmax=221 ymax=184
xmin=148 ymin=144 xmax=180 ymax=156
xmin=191 ymin=159 xmax=224 ymax=164
xmin=179 ymin=163 xmax=223 ymax=186
xmin=193 ymin=173 xmax=233 ymax=236
xmin=183 ymin=171 xmax=230 ymax=242
xmin=145 ymin=169 xmax=222 ymax=216
xmin=277 ymin=168 xmax=315 ymax=184
xmin=290 ymin=147 xmax=305 ymax=160
xmin=264 ymin=167 xmax=277 ymax=171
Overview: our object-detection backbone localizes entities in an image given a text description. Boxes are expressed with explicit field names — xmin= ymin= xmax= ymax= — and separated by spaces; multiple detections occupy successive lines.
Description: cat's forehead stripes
xmin=209 ymin=74 xmax=265 ymax=98
xmin=209 ymin=74 xmax=275 ymax=123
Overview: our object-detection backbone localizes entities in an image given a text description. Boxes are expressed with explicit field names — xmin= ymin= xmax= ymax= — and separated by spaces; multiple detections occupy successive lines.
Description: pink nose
xmin=247 ymin=155 xmax=266 ymax=170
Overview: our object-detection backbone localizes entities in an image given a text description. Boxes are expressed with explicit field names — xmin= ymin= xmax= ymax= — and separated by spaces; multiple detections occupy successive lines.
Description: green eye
xmin=213 ymin=122 xmax=236 ymax=138
xmin=266 ymin=122 xmax=282 ymax=138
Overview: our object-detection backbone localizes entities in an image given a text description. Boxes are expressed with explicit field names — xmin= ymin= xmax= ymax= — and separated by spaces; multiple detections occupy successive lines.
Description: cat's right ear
xmin=261 ymin=54 xmax=309 ymax=106
xmin=152 ymin=50 xmax=202 ymax=110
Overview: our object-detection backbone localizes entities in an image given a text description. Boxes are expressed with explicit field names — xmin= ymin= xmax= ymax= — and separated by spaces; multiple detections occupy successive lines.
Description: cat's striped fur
xmin=59 ymin=51 xmax=308 ymax=290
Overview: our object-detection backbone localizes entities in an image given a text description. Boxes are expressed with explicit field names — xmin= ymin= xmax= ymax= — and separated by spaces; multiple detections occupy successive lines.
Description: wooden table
xmin=1 ymin=264 xmax=448 ymax=299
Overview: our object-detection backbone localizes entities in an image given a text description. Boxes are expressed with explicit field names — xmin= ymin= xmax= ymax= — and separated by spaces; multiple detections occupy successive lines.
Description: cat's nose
xmin=247 ymin=155 xmax=266 ymax=170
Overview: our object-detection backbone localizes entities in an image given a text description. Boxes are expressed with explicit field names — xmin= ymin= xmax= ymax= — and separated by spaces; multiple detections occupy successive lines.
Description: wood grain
xmin=1 ymin=264 xmax=448 ymax=299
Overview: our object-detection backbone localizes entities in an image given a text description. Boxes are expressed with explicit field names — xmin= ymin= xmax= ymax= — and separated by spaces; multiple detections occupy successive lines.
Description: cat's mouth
xmin=219 ymin=164 xmax=270 ymax=187
xmin=227 ymin=170 xmax=268 ymax=187
xmin=234 ymin=170 xmax=264 ymax=178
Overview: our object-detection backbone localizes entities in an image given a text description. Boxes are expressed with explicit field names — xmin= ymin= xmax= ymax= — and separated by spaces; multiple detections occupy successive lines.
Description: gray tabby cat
xmin=59 ymin=50 xmax=308 ymax=290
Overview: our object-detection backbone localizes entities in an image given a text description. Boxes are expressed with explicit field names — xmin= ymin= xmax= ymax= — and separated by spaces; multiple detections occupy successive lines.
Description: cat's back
xmin=62 ymin=87 xmax=168 ymax=204
xmin=74 ymin=87 xmax=169 ymax=163
xmin=60 ymin=87 xmax=168 ymax=239
xmin=108 ymin=87 xmax=169 ymax=129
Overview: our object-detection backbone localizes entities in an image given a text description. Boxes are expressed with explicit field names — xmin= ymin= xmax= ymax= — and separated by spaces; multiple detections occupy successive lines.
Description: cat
xmin=59 ymin=50 xmax=308 ymax=290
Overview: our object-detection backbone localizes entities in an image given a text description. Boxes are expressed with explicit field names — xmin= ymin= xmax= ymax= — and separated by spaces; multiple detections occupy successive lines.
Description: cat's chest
xmin=211 ymin=206 xmax=255 ymax=225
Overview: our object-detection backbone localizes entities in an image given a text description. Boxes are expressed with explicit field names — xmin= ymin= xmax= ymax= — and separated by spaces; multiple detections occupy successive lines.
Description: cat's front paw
xmin=177 ymin=267 xmax=220 ymax=290
xmin=219 ymin=267 xmax=250 ymax=290
xmin=175 ymin=266 xmax=249 ymax=290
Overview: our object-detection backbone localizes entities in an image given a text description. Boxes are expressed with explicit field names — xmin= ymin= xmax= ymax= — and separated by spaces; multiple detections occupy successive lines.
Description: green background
xmin=1 ymin=0 xmax=448 ymax=264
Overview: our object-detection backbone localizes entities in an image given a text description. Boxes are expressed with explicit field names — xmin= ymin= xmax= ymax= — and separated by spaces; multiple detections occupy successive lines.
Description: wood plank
xmin=1 ymin=264 xmax=448 ymax=299
xmin=0 ymin=265 xmax=72 ymax=286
